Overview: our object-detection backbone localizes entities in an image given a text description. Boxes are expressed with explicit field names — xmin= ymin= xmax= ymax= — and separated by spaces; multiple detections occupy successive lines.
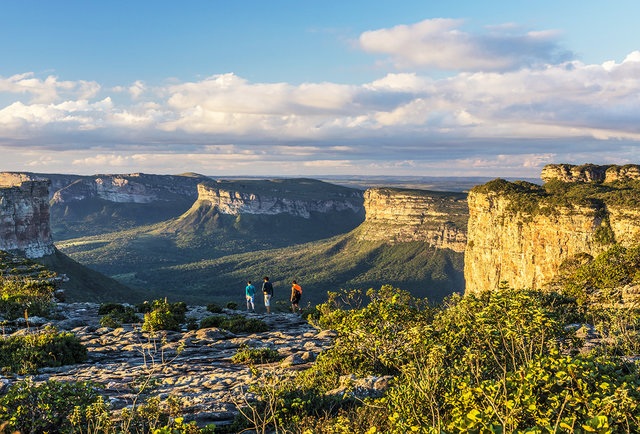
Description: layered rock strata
xmin=194 ymin=179 xmax=364 ymax=218
xmin=465 ymin=167 xmax=640 ymax=294
xmin=357 ymin=188 xmax=467 ymax=252
xmin=541 ymin=163 xmax=640 ymax=183
xmin=0 ymin=180 xmax=54 ymax=258
xmin=51 ymin=173 xmax=206 ymax=204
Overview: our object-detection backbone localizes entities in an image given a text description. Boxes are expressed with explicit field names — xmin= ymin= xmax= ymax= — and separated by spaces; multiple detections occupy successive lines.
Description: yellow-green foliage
xmin=234 ymin=286 xmax=640 ymax=433
xmin=0 ymin=327 xmax=87 ymax=374
xmin=0 ymin=251 xmax=59 ymax=319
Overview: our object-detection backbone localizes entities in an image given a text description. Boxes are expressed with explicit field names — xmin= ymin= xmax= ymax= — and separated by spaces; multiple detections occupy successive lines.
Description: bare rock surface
xmin=0 ymin=303 xmax=335 ymax=427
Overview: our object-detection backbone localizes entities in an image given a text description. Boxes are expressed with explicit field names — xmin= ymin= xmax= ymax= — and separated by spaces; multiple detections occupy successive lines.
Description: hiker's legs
xmin=264 ymin=294 xmax=271 ymax=314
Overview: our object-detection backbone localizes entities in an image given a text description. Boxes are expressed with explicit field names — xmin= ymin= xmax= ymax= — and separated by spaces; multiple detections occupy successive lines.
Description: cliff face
xmin=194 ymin=179 xmax=364 ymax=218
xmin=51 ymin=173 xmax=205 ymax=205
xmin=357 ymin=188 xmax=467 ymax=252
xmin=465 ymin=167 xmax=640 ymax=294
xmin=541 ymin=163 xmax=640 ymax=183
xmin=0 ymin=180 xmax=54 ymax=258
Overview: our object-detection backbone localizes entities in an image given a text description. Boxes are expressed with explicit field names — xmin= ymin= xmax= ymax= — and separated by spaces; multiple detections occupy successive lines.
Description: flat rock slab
xmin=0 ymin=303 xmax=336 ymax=426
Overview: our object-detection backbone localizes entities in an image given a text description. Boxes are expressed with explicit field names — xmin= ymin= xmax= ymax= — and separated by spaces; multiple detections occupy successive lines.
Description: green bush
xmin=0 ymin=327 xmax=87 ymax=374
xmin=199 ymin=315 xmax=268 ymax=333
xmin=206 ymin=302 xmax=223 ymax=313
xmin=143 ymin=305 xmax=180 ymax=332
xmin=186 ymin=317 xmax=199 ymax=331
xmin=232 ymin=345 xmax=282 ymax=364
xmin=226 ymin=301 xmax=238 ymax=310
xmin=98 ymin=302 xmax=126 ymax=315
xmin=0 ymin=379 xmax=102 ymax=433
xmin=141 ymin=300 xmax=188 ymax=331
xmin=99 ymin=305 xmax=139 ymax=328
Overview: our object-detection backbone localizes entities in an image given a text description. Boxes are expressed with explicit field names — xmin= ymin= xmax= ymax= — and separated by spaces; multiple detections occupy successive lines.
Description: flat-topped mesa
xmin=357 ymin=188 xmax=468 ymax=252
xmin=51 ymin=173 xmax=207 ymax=205
xmin=194 ymin=179 xmax=364 ymax=218
xmin=0 ymin=180 xmax=54 ymax=258
xmin=464 ymin=175 xmax=640 ymax=294
xmin=541 ymin=163 xmax=640 ymax=183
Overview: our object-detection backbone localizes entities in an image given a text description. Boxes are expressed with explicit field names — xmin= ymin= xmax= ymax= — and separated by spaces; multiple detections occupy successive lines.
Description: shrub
xmin=98 ymin=302 xmax=126 ymax=315
xmin=100 ymin=313 xmax=123 ymax=329
xmin=232 ymin=345 xmax=283 ymax=364
xmin=141 ymin=300 xmax=187 ymax=331
xmin=0 ymin=379 xmax=102 ymax=433
xmin=186 ymin=317 xmax=199 ymax=331
xmin=206 ymin=302 xmax=223 ymax=313
xmin=0 ymin=327 xmax=87 ymax=374
xmin=199 ymin=315 xmax=268 ymax=333
xmin=143 ymin=305 xmax=180 ymax=332
xmin=226 ymin=301 xmax=238 ymax=310
xmin=99 ymin=306 xmax=139 ymax=328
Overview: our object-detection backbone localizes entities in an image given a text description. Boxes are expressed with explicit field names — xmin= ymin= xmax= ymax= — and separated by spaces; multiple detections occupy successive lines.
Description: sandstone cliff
xmin=50 ymin=173 xmax=206 ymax=205
xmin=0 ymin=180 xmax=55 ymax=258
xmin=357 ymin=188 xmax=467 ymax=252
xmin=192 ymin=179 xmax=364 ymax=218
xmin=465 ymin=168 xmax=640 ymax=294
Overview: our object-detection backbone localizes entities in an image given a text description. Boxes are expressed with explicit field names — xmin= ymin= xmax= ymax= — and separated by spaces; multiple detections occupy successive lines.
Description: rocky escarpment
xmin=0 ymin=180 xmax=54 ymax=258
xmin=541 ymin=163 xmax=640 ymax=183
xmin=357 ymin=188 xmax=467 ymax=252
xmin=465 ymin=165 xmax=640 ymax=294
xmin=50 ymin=173 xmax=208 ymax=205
xmin=194 ymin=179 xmax=364 ymax=218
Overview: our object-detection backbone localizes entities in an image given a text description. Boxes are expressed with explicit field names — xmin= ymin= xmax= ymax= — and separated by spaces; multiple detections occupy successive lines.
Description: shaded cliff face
xmin=0 ymin=180 xmax=54 ymax=258
xmin=464 ymin=173 xmax=640 ymax=294
xmin=357 ymin=188 xmax=467 ymax=252
xmin=195 ymin=179 xmax=364 ymax=218
xmin=50 ymin=173 xmax=206 ymax=205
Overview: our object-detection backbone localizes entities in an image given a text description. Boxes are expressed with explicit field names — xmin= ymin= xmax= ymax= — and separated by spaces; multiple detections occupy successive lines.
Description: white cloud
xmin=0 ymin=49 xmax=640 ymax=176
xmin=359 ymin=18 xmax=571 ymax=72
xmin=0 ymin=73 xmax=100 ymax=103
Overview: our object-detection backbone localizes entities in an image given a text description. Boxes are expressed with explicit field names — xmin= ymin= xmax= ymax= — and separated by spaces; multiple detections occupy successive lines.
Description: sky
xmin=1 ymin=0 xmax=640 ymax=177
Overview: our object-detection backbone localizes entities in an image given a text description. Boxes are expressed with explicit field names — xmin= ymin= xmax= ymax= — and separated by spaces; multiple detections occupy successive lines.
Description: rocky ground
xmin=0 ymin=303 xmax=337 ymax=428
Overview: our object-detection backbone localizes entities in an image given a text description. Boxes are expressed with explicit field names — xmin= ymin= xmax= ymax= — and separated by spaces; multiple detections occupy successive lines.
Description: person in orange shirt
xmin=290 ymin=280 xmax=302 ymax=313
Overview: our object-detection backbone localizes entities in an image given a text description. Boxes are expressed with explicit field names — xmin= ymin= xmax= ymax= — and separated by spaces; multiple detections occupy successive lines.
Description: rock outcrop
xmin=195 ymin=179 xmax=364 ymax=218
xmin=0 ymin=180 xmax=54 ymax=258
xmin=357 ymin=188 xmax=467 ymax=252
xmin=3 ymin=305 xmax=335 ymax=427
xmin=465 ymin=167 xmax=640 ymax=294
xmin=541 ymin=163 xmax=640 ymax=183
xmin=50 ymin=173 xmax=207 ymax=205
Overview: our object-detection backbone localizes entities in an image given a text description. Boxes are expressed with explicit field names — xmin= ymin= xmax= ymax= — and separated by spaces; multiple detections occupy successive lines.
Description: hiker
xmin=245 ymin=280 xmax=256 ymax=312
xmin=262 ymin=276 xmax=274 ymax=314
xmin=291 ymin=280 xmax=302 ymax=313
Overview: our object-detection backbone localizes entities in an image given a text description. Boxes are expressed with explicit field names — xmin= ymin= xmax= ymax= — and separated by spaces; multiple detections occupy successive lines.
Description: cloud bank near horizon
xmin=1 ymin=19 xmax=640 ymax=176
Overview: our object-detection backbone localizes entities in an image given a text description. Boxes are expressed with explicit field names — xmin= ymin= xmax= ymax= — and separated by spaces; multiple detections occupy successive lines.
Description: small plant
xmin=98 ymin=302 xmax=126 ymax=315
xmin=0 ymin=327 xmax=87 ymax=374
xmin=199 ymin=315 xmax=268 ymax=333
xmin=0 ymin=379 xmax=102 ymax=433
xmin=186 ymin=317 xmax=199 ymax=331
xmin=226 ymin=301 xmax=238 ymax=310
xmin=100 ymin=313 xmax=123 ymax=329
xmin=206 ymin=302 xmax=223 ymax=313
xmin=232 ymin=345 xmax=283 ymax=364
xmin=141 ymin=299 xmax=188 ymax=332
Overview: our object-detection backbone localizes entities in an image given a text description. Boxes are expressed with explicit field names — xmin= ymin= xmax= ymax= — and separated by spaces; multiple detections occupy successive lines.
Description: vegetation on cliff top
xmin=472 ymin=177 xmax=640 ymax=216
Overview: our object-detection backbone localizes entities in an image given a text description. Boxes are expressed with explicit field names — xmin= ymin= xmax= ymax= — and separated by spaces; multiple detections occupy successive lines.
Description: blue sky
xmin=1 ymin=0 xmax=640 ymax=176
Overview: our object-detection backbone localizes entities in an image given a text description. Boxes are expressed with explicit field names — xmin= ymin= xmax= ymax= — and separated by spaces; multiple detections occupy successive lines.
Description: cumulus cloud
xmin=359 ymin=18 xmax=572 ymax=71
xmin=0 ymin=73 xmax=100 ymax=103
xmin=1 ymin=50 xmax=640 ymax=176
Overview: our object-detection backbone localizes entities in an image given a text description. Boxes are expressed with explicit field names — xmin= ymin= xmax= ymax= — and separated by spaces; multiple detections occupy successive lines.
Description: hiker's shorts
xmin=264 ymin=294 xmax=272 ymax=307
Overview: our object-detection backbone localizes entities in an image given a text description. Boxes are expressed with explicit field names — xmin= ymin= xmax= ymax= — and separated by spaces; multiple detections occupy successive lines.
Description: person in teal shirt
xmin=245 ymin=281 xmax=256 ymax=312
